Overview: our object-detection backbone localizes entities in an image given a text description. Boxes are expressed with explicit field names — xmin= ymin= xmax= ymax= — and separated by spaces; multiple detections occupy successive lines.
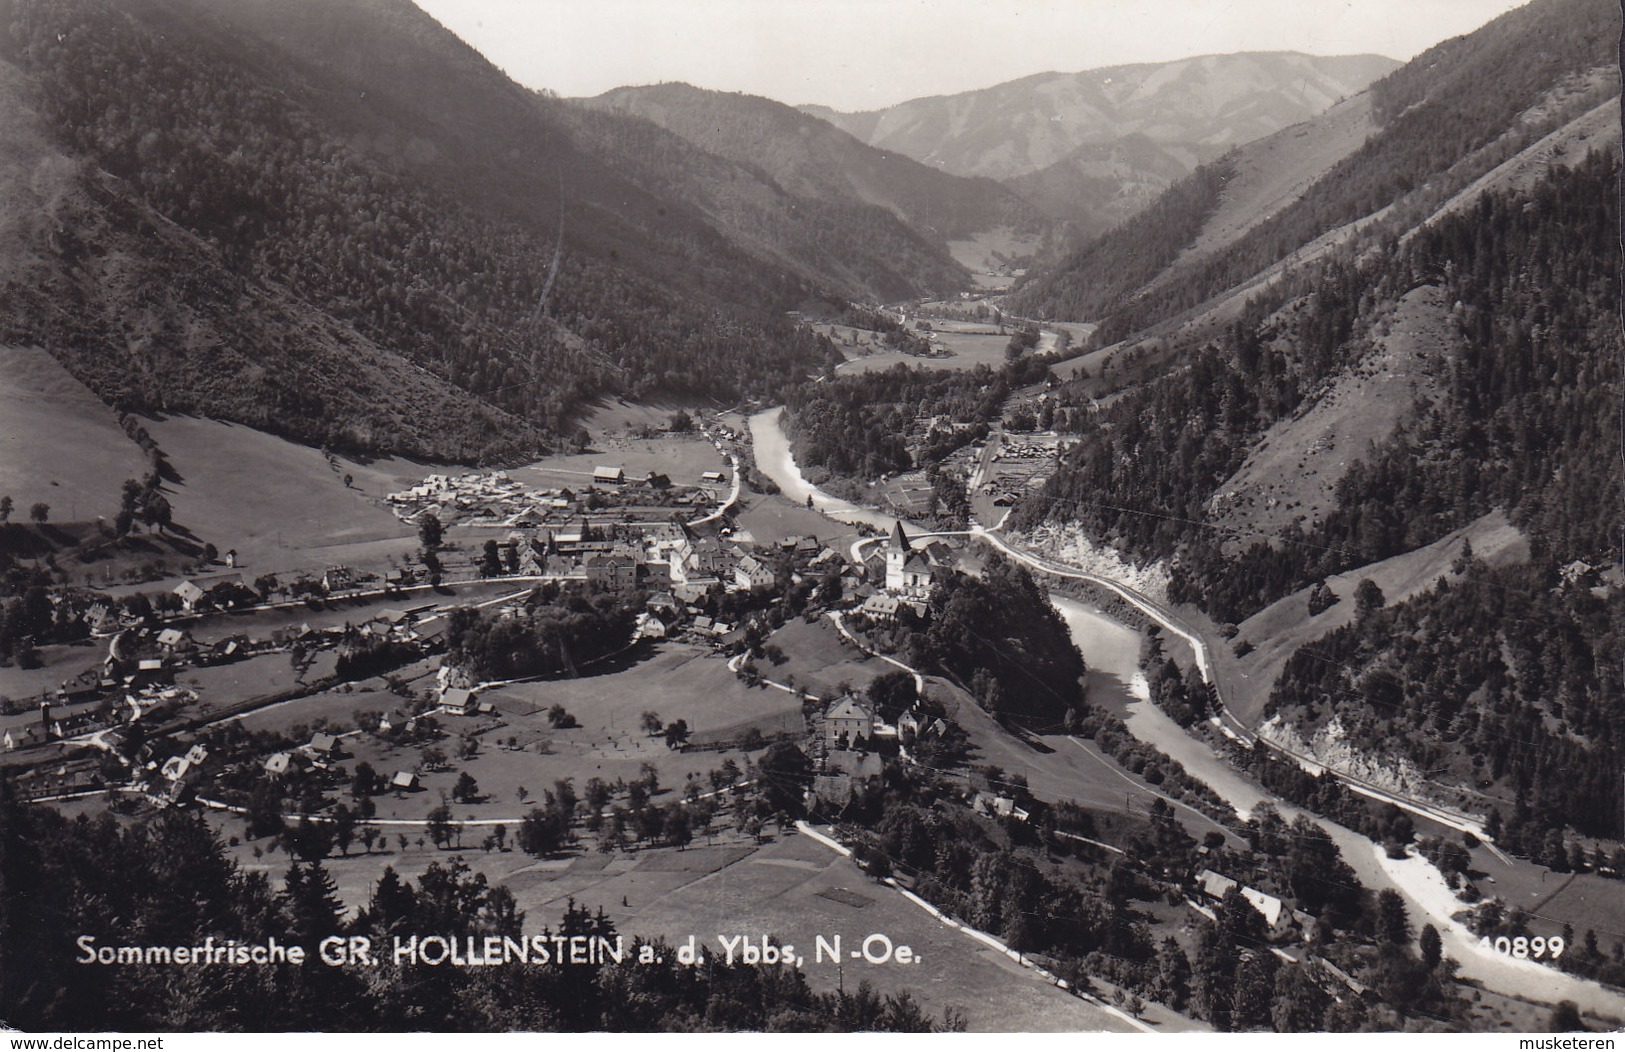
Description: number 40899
xmin=1478 ymin=934 xmax=1564 ymax=959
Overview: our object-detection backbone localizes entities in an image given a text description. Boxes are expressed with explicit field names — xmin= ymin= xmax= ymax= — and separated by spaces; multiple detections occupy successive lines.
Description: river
xmin=751 ymin=404 xmax=1625 ymax=1019
xmin=748 ymin=407 xmax=931 ymax=535
xmin=1052 ymin=593 xmax=1625 ymax=1018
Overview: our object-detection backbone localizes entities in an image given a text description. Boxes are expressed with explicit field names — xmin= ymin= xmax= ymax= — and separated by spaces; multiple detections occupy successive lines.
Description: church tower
xmin=884 ymin=520 xmax=911 ymax=593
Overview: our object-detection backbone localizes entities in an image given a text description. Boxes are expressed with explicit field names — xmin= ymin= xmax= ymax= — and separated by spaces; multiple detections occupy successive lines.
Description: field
xmin=727 ymin=487 xmax=856 ymax=553
xmin=1468 ymin=854 xmax=1625 ymax=949
xmin=309 ymin=643 xmax=804 ymax=821
xmin=140 ymin=415 xmax=419 ymax=580
xmin=935 ymin=597 xmax=1243 ymax=847
xmin=0 ymin=637 xmax=106 ymax=709
xmin=578 ymin=397 xmax=718 ymax=437
xmin=762 ymin=618 xmax=888 ymax=700
xmin=832 ymin=329 xmax=1012 ymax=376
xmin=943 ymin=224 xmax=1043 ymax=290
xmin=0 ymin=346 xmax=151 ymax=522
xmin=503 ymin=434 xmax=729 ymax=493
xmin=208 ymin=817 xmax=1146 ymax=1032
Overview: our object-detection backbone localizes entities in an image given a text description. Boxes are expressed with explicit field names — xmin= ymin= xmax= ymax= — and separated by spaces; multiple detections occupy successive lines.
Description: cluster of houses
xmin=979 ymin=437 xmax=1058 ymax=507
xmin=534 ymin=522 xmax=844 ymax=603
xmin=263 ymin=730 xmax=348 ymax=778
xmin=385 ymin=466 xmax=730 ymax=532
xmin=168 ymin=564 xmax=385 ymax=613
xmin=806 ymin=688 xmax=964 ymax=810
xmin=1190 ymin=867 xmax=1316 ymax=941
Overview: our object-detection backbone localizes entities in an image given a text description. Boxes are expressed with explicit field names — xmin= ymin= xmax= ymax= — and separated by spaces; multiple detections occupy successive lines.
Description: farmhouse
xmin=592 ymin=465 xmax=625 ymax=485
xmin=306 ymin=732 xmax=343 ymax=759
xmin=971 ymin=791 xmax=1030 ymax=822
xmin=156 ymin=628 xmax=190 ymax=650
xmin=441 ymin=687 xmax=477 ymax=716
xmin=391 ymin=770 xmax=421 ymax=791
xmin=322 ymin=566 xmax=360 ymax=593
xmin=3 ymin=725 xmax=45 ymax=751
xmin=1194 ymin=868 xmax=1292 ymax=936
xmin=172 ymin=580 xmax=204 ymax=609
xmin=822 ymin=694 xmax=877 ymax=746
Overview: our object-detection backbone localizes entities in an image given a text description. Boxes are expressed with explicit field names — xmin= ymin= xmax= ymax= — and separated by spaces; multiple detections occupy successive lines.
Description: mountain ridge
xmin=801 ymin=51 xmax=1399 ymax=181
xmin=581 ymin=81 xmax=1050 ymax=255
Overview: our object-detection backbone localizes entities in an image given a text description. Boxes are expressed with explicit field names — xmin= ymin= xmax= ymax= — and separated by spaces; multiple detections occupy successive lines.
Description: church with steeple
xmin=884 ymin=520 xmax=935 ymax=597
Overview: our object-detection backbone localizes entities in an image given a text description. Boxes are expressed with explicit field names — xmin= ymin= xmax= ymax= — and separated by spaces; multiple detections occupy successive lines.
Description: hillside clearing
xmin=1209 ymin=284 xmax=1452 ymax=551
xmin=1220 ymin=508 xmax=1529 ymax=726
xmin=139 ymin=415 xmax=417 ymax=579
xmin=0 ymin=346 xmax=150 ymax=521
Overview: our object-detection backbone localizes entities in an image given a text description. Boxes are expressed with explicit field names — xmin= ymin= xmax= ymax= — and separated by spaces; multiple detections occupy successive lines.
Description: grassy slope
xmin=0 ymin=346 xmax=149 ymax=520
xmin=203 ymin=819 xmax=1144 ymax=1032
xmin=139 ymin=415 xmax=417 ymax=579
xmin=1208 ymin=285 xmax=1452 ymax=551
xmin=1220 ymin=508 xmax=1530 ymax=725
xmin=1165 ymin=93 xmax=1377 ymax=276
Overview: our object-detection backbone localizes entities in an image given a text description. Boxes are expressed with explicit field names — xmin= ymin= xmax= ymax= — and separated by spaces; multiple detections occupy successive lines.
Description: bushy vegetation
xmin=445 ymin=583 xmax=637 ymax=682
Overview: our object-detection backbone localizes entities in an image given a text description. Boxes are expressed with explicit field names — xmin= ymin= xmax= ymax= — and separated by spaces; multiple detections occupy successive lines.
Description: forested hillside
xmin=1007 ymin=0 xmax=1617 ymax=334
xmin=550 ymin=100 xmax=967 ymax=303
xmin=998 ymin=159 xmax=1232 ymax=322
xmin=585 ymin=83 xmax=1046 ymax=249
xmin=0 ymin=0 xmax=839 ymax=460
xmin=1016 ymin=132 xmax=1619 ymax=841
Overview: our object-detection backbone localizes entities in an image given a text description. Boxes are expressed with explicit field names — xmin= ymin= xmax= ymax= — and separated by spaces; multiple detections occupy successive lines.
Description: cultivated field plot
xmin=225 ymin=674 xmax=430 ymax=738
xmin=1469 ymin=859 xmax=1625 ymax=946
xmin=728 ymin=489 xmax=856 ymax=554
xmin=179 ymin=650 xmax=338 ymax=708
xmin=0 ymin=346 xmax=151 ymax=522
xmin=139 ymin=415 xmax=418 ymax=579
xmin=930 ymin=669 xmax=1239 ymax=846
xmin=761 ymin=618 xmax=888 ymax=700
xmin=580 ymin=398 xmax=717 ymax=438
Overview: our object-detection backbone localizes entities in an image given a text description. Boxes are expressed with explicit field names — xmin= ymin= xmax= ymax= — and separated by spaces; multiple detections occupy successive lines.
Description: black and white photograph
xmin=0 ymin=0 xmax=1620 ymax=1036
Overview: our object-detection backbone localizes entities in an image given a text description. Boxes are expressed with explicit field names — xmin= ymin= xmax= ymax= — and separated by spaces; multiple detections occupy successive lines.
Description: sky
xmin=412 ymin=0 xmax=1528 ymax=112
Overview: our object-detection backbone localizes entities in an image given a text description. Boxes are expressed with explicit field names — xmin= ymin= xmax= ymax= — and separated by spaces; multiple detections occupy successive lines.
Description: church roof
xmin=889 ymin=520 xmax=911 ymax=553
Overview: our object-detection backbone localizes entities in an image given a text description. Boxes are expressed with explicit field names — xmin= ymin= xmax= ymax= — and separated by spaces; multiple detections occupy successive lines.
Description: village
xmin=0 ymin=415 xmax=971 ymax=823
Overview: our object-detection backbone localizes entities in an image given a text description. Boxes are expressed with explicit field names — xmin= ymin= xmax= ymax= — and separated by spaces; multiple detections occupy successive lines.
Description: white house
xmin=822 ymin=694 xmax=877 ymax=746
xmin=734 ymin=554 xmax=774 ymax=591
